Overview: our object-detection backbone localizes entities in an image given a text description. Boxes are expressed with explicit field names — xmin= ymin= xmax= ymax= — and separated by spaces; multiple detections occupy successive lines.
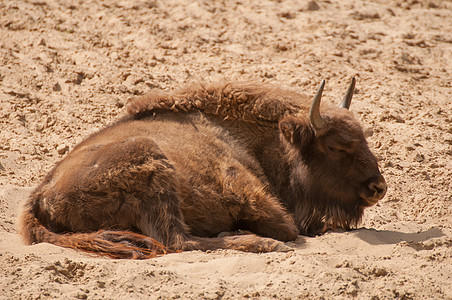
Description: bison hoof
xmin=273 ymin=243 xmax=294 ymax=252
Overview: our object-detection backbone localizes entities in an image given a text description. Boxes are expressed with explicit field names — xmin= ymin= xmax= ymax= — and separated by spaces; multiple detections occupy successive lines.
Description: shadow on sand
xmin=353 ymin=227 xmax=445 ymax=245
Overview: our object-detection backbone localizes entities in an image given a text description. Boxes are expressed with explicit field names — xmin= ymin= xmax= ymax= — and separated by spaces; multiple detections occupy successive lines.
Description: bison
xmin=19 ymin=78 xmax=387 ymax=259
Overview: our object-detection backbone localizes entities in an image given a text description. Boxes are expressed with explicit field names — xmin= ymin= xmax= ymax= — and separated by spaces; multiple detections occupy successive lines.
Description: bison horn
xmin=339 ymin=77 xmax=356 ymax=109
xmin=309 ymin=79 xmax=326 ymax=131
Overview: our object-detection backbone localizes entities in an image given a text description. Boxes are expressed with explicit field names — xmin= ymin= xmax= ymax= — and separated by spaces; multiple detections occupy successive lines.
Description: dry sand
xmin=1 ymin=0 xmax=451 ymax=298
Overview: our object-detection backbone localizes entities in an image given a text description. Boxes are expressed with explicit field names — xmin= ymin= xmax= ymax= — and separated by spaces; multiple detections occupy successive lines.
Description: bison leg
xmin=239 ymin=194 xmax=299 ymax=242
xmin=219 ymin=163 xmax=299 ymax=242
xmin=48 ymin=137 xmax=190 ymax=250
xmin=182 ymin=234 xmax=292 ymax=253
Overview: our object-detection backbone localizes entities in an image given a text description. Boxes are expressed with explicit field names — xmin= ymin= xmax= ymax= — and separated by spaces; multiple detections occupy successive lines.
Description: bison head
xmin=279 ymin=78 xmax=387 ymax=236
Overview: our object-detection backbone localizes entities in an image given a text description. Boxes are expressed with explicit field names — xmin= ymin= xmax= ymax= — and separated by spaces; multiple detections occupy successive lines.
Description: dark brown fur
xmin=19 ymin=81 xmax=386 ymax=259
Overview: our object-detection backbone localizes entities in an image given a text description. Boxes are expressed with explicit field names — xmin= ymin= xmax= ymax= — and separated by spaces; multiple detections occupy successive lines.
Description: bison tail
xmin=54 ymin=230 xmax=168 ymax=259
xmin=19 ymin=202 xmax=167 ymax=259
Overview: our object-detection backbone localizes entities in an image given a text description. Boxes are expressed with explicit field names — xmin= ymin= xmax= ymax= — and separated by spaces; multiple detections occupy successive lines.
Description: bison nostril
xmin=368 ymin=180 xmax=387 ymax=196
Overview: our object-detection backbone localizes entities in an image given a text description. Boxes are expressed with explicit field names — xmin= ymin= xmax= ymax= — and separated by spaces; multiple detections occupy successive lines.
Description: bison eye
xmin=328 ymin=146 xmax=347 ymax=154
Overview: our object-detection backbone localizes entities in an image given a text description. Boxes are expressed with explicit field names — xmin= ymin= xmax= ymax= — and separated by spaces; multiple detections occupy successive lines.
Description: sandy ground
xmin=1 ymin=0 xmax=451 ymax=298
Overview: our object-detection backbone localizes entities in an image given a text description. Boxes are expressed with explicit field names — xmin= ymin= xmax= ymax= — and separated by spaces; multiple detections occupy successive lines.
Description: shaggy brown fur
xmin=127 ymin=81 xmax=307 ymax=123
xmin=19 ymin=80 xmax=386 ymax=259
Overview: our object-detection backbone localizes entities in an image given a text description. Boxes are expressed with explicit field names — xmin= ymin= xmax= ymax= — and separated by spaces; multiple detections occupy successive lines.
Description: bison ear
xmin=279 ymin=117 xmax=314 ymax=149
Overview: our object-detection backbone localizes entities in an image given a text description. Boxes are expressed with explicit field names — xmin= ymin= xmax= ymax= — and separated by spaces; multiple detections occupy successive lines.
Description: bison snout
xmin=361 ymin=176 xmax=387 ymax=206
xmin=369 ymin=179 xmax=387 ymax=197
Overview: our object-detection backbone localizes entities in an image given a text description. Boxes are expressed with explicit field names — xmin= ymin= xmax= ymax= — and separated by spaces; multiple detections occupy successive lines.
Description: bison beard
xmin=19 ymin=79 xmax=387 ymax=258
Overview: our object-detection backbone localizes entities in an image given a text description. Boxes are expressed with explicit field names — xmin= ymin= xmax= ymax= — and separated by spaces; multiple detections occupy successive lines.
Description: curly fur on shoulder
xmin=127 ymin=82 xmax=311 ymax=123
